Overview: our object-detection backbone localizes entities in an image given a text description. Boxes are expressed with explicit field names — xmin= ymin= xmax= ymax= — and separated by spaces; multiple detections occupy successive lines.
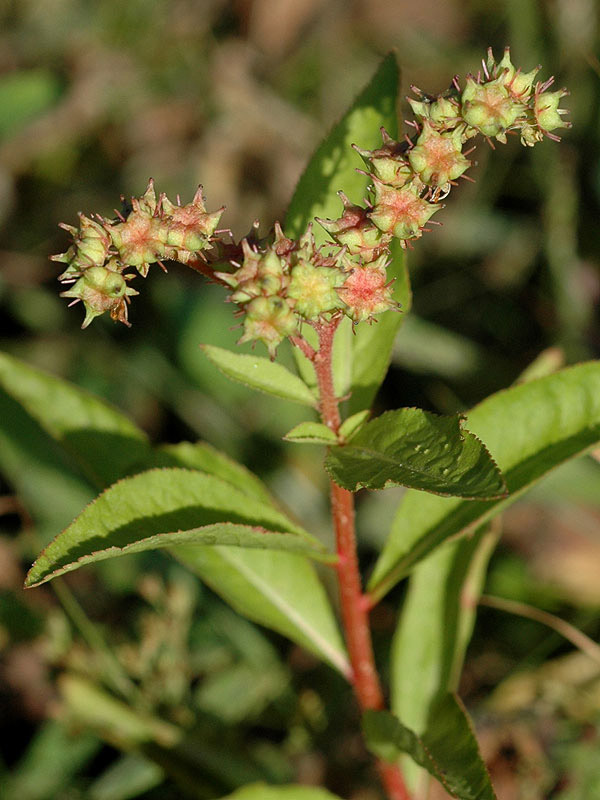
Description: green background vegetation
xmin=1 ymin=1 xmax=599 ymax=797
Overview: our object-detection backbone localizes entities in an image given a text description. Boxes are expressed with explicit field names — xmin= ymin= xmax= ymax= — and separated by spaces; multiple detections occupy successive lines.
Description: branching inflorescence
xmin=53 ymin=48 xmax=569 ymax=355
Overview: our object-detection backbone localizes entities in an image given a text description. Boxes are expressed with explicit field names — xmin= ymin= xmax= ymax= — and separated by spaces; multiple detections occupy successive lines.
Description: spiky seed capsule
xmin=487 ymin=46 xmax=541 ymax=101
xmin=461 ymin=75 xmax=525 ymax=140
xmin=317 ymin=192 xmax=389 ymax=262
xmin=52 ymin=215 xmax=112 ymax=279
xmin=337 ymin=254 xmax=398 ymax=322
xmin=161 ymin=187 xmax=224 ymax=251
xmin=238 ymin=296 xmax=297 ymax=359
xmin=107 ymin=215 xmax=169 ymax=276
xmin=408 ymin=122 xmax=470 ymax=187
xmin=369 ymin=179 xmax=441 ymax=243
xmin=534 ymin=86 xmax=571 ymax=135
xmin=287 ymin=260 xmax=344 ymax=319
xmin=60 ymin=264 xmax=138 ymax=328
xmin=354 ymin=131 xmax=413 ymax=188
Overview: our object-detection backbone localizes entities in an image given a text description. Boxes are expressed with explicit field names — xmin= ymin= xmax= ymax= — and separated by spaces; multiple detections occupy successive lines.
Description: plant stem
xmin=310 ymin=318 xmax=411 ymax=800
xmin=480 ymin=594 xmax=600 ymax=666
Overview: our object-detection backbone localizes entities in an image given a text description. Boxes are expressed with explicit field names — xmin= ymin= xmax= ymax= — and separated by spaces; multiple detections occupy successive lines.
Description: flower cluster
xmin=216 ymin=225 xmax=397 ymax=357
xmin=53 ymin=181 xmax=223 ymax=327
xmin=52 ymin=48 xmax=568 ymax=354
xmin=320 ymin=46 xmax=570 ymax=257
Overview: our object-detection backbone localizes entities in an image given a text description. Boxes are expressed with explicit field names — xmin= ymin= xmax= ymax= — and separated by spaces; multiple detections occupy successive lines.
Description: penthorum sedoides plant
xmin=19 ymin=47 xmax=597 ymax=800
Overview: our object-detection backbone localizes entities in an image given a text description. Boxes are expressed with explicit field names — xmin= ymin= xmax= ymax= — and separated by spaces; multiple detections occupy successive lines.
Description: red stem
xmin=309 ymin=318 xmax=411 ymax=800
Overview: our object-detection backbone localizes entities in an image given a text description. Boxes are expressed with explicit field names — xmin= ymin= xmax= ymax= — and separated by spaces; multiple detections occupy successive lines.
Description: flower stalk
xmin=305 ymin=319 xmax=411 ymax=800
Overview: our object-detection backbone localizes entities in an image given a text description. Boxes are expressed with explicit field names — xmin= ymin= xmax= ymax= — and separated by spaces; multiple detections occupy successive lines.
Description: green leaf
xmin=0 ymin=386 xmax=94 ymax=541
xmin=136 ymin=440 xmax=274 ymax=504
xmin=285 ymin=52 xmax=399 ymax=242
xmin=0 ymin=351 xmax=150 ymax=487
xmin=347 ymin=240 xmax=412 ymax=414
xmin=284 ymin=53 xmax=404 ymax=405
xmin=175 ymin=546 xmax=349 ymax=676
xmin=339 ymin=410 xmax=370 ymax=440
xmin=326 ymin=407 xmax=506 ymax=497
xmin=220 ymin=782 xmax=343 ymax=799
xmin=89 ymin=755 xmax=164 ymax=800
xmin=369 ymin=361 xmax=600 ymax=601
xmin=200 ymin=344 xmax=317 ymax=407
xmin=25 ymin=468 xmax=333 ymax=588
xmin=388 ymin=351 xmax=562 ymax=792
xmin=283 ymin=421 xmax=337 ymax=444
xmin=389 ymin=528 xmax=499 ymax=790
xmin=363 ymin=698 xmax=497 ymax=800
xmin=2 ymin=720 xmax=100 ymax=800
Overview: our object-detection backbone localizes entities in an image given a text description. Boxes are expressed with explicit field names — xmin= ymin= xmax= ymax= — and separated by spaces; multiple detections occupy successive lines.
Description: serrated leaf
xmin=283 ymin=421 xmax=337 ymax=444
xmin=200 ymin=345 xmax=317 ymax=407
xmin=326 ymin=407 xmax=506 ymax=497
xmin=0 ymin=351 xmax=150 ymax=486
xmin=220 ymin=782 xmax=343 ymax=799
xmin=388 ymin=349 xmax=565 ymax=794
xmin=175 ymin=546 xmax=349 ymax=676
xmin=25 ymin=468 xmax=333 ymax=588
xmin=363 ymin=698 xmax=497 ymax=800
xmin=369 ymin=361 xmax=600 ymax=601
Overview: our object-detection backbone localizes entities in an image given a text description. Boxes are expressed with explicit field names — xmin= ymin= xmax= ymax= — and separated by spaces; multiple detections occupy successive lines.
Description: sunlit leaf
xmin=25 ymin=468 xmax=333 ymax=587
xmin=283 ymin=421 xmax=337 ymax=444
xmin=200 ymin=345 xmax=317 ymax=407
xmin=326 ymin=407 xmax=506 ymax=497
xmin=135 ymin=440 xmax=274 ymax=504
xmin=369 ymin=362 xmax=600 ymax=601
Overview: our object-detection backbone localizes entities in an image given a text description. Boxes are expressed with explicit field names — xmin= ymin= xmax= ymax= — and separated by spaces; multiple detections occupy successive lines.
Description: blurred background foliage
xmin=1 ymin=0 xmax=600 ymax=797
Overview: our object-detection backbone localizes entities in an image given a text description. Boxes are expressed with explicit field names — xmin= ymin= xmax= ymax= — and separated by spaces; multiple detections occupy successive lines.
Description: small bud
xmin=131 ymin=179 xmax=159 ymax=216
xmin=409 ymin=91 xmax=461 ymax=132
xmin=408 ymin=121 xmax=470 ymax=188
xmin=533 ymin=84 xmax=571 ymax=136
xmin=368 ymin=179 xmax=441 ymax=243
xmin=353 ymin=130 xmax=413 ymax=188
xmin=238 ymin=296 xmax=297 ymax=358
xmin=52 ymin=214 xmax=112 ymax=279
xmin=317 ymin=192 xmax=389 ymax=261
xmin=225 ymin=243 xmax=287 ymax=304
xmin=60 ymin=262 xmax=138 ymax=328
